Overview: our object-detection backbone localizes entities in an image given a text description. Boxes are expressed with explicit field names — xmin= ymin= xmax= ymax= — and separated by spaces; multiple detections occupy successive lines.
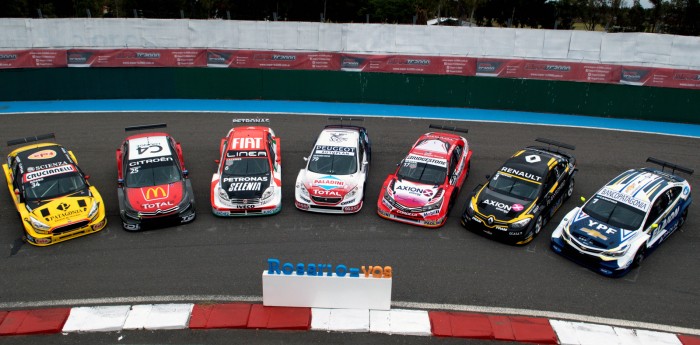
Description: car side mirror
xmin=215 ymin=159 xmax=220 ymax=164
xmin=117 ymin=178 xmax=124 ymax=186
xmin=580 ymin=196 xmax=586 ymax=203
xmin=303 ymin=157 xmax=308 ymax=162
xmin=651 ymin=224 xmax=659 ymax=229
xmin=84 ymin=175 xmax=90 ymax=180
xmin=14 ymin=188 xmax=20 ymax=196
xmin=485 ymin=175 xmax=490 ymax=179
xmin=183 ymin=169 xmax=189 ymax=177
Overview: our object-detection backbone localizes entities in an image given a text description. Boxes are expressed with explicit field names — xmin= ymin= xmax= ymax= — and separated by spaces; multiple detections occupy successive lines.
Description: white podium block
xmin=262 ymin=271 xmax=392 ymax=310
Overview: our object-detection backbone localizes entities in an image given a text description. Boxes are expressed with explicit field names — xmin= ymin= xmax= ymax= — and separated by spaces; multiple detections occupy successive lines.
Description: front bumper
xmin=294 ymin=190 xmax=363 ymax=214
xmin=376 ymin=196 xmax=446 ymax=228
xmin=24 ymin=208 xmax=107 ymax=246
xmin=121 ymin=203 xmax=196 ymax=230
xmin=461 ymin=213 xmax=532 ymax=244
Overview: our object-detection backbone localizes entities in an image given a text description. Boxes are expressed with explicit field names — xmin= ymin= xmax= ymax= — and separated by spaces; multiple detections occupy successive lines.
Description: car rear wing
xmin=428 ymin=124 xmax=469 ymax=134
xmin=125 ymin=123 xmax=167 ymax=132
xmin=534 ymin=137 xmax=575 ymax=151
xmin=647 ymin=157 xmax=694 ymax=175
xmin=326 ymin=117 xmax=365 ymax=129
xmin=7 ymin=133 xmax=55 ymax=147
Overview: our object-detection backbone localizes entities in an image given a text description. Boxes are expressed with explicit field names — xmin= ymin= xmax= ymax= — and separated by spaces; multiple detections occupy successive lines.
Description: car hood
xmin=220 ymin=173 xmax=270 ymax=199
xmin=567 ymin=209 xmax=636 ymax=249
xmin=126 ymin=182 xmax=184 ymax=212
xmin=28 ymin=194 xmax=94 ymax=226
xmin=390 ymin=179 xmax=440 ymax=208
xmin=303 ymin=171 xmax=357 ymax=198
xmin=476 ymin=188 xmax=531 ymax=221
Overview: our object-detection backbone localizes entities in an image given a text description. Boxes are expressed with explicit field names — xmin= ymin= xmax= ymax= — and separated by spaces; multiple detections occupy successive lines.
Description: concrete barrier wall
xmin=1 ymin=68 xmax=697 ymax=124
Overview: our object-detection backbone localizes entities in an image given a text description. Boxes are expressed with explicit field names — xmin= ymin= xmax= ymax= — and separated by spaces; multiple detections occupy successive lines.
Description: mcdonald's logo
xmin=143 ymin=186 xmax=168 ymax=201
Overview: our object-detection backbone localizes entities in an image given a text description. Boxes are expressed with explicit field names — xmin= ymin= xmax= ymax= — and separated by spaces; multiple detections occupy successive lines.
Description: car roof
xmin=501 ymin=148 xmax=559 ymax=181
xmin=408 ymin=132 xmax=463 ymax=161
xmin=315 ymin=128 xmax=360 ymax=148
xmin=598 ymin=168 xmax=675 ymax=212
xmin=227 ymin=127 xmax=269 ymax=151
xmin=126 ymin=135 xmax=173 ymax=161
xmin=15 ymin=144 xmax=73 ymax=170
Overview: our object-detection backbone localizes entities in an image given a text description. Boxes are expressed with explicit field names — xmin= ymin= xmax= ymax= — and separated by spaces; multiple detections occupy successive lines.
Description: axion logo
xmin=484 ymin=199 xmax=511 ymax=212
xmin=396 ymin=185 xmax=425 ymax=194
xmin=143 ymin=186 xmax=168 ymax=201
xmin=423 ymin=189 xmax=434 ymax=197
xmin=512 ymin=204 xmax=524 ymax=212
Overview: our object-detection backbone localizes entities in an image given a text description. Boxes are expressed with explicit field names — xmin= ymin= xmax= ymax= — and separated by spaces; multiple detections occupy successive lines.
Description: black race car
xmin=461 ymin=138 xmax=576 ymax=245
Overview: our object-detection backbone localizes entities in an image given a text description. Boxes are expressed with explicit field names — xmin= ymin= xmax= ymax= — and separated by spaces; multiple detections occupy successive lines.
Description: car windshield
xmin=488 ymin=173 xmax=540 ymax=200
xmin=223 ymin=157 xmax=270 ymax=176
xmin=126 ymin=160 xmax=181 ymax=188
xmin=397 ymin=161 xmax=446 ymax=185
xmin=582 ymin=196 xmax=645 ymax=230
xmin=308 ymin=146 xmax=357 ymax=175
xmin=23 ymin=172 xmax=86 ymax=201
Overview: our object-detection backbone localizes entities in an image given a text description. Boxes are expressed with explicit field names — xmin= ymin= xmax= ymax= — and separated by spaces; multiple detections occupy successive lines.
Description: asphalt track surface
xmin=1 ymin=111 xmax=698 ymax=343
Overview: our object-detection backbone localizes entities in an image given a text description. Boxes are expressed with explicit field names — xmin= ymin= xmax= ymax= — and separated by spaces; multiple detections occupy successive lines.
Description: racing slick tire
xmin=633 ymin=247 xmax=646 ymax=267
xmin=565 ymin=178 xmax=575 ymax=200
xmin=533 ymin=215 xmax=544 ymax=236
xmin=678 ymin=208 xmax=688 ymax=230
xmin=447 ymin=189 xmax=458 ymax=215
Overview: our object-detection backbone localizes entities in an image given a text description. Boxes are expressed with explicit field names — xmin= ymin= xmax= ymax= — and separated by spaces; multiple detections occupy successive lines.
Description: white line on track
xmin=2 ymin=110 xmax=698 ymax=139
xmin=0 ymin=296 xmax=697 ymax=336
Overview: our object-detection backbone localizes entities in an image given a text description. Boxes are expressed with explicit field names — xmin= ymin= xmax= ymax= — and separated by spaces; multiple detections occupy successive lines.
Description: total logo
xmin=314 ymin=175 xmax=344 ymax=190
xmin=313 ymin=189 xmax=342 ymax=197
xmin=143 ymin=201 xmax=174 ymax=209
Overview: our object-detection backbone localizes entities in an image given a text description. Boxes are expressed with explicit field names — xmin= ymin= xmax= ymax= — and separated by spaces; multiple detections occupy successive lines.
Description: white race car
xmin=295 ymin=123 xmax=371 ymax=214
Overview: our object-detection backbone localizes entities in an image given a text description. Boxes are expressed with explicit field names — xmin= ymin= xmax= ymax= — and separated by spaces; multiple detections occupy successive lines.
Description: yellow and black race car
xmin=461 ymin=138 xmax=576 ymax=245
xmin=2 ymin=134 xmax=107 ymax=246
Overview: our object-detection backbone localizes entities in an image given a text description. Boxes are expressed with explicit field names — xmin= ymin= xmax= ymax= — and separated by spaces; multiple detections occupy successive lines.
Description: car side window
xmin=358 ymin=140 xmax=365 ymax=163
xmin=644 ymin=192 xmax=672 ymax=230
xmin=267 ymin=134 xmax=276 ymax=166
xmin=449 ymin=149 xmax=459 ymax=176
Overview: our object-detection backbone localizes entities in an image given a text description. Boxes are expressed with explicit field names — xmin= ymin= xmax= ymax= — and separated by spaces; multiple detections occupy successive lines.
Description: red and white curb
xmin=0 ymin=303 xmax=698 ymax=344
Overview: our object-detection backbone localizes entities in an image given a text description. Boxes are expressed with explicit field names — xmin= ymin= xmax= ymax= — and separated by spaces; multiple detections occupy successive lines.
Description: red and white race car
xmin=211 ymin=120 xmax=282 ymax=216
xmin=377 ymin=125 xmax=472 ymax=228
xmin=116 ymin=124 xmax=196 ymax=231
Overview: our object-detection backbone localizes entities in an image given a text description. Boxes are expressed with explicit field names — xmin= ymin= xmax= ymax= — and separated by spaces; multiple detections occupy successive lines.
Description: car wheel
xmin=633 ymin=247 xmax=645 ymax=267
xmin=678 ymin=208 xmax=688 ymax=229
xmin=533 ymin=215 xmax=543 ymax=236
xmin=565 ymin=178 xmax=575 ymax=200
xmin=447 ymin=189 xmax=458 ymax=215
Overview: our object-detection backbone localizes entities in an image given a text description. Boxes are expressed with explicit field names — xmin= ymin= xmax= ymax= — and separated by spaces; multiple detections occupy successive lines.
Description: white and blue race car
xmin=551 ymin=157 xmax=692 ymax=277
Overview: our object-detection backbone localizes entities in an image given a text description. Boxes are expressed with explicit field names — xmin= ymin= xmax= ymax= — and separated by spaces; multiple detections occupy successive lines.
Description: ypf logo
xmin=525 ymin=155 xmax=541 ymax=163
xmin=143 ymin=186 xmax=168 ymax=201
xmin=56 ymin=203 xmax=71 ymax=211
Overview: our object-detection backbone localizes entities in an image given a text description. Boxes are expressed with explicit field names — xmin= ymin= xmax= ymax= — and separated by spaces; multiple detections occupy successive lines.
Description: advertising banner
xmin=476 ymin=58 xmax=620 ymax=84
xmin=0 ymin=50 xmax=66 ymax=69
xmin=340 ymin=54 xmax=476 ymax=76
xmin=66 ymin=49 xmax=206 ymax=67
xmin=621 ymin=66 xmax=700 ymax=89
xmin=207 ymin=50 xmax=338 ymax=70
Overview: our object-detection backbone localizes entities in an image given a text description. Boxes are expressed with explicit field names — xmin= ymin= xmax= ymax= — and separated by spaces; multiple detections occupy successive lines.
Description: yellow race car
xmin=2 ymin=134 xmax=107 ymax=246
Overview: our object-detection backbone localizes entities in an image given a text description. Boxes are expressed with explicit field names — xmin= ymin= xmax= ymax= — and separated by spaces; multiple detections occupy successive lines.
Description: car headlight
xmin=88 ymin=201 xmax=100 ymax=219
xmin=218 ymin=187 xmax=229 ymax=201
xmin=347 ymin=186 xmax=359 ymax=198
xmin=418 ymin=198 xmax=443 ymax=212
xmin=261 ymin=186 xmax=275 ymax=201
xmin=511 ymin=218 xmax=531 ymax=229
xmin=465 ymin=201 xmax=475 ymax=216
xmin=29 ymin=216 xmax=51 ymax=232
xmin=297 ymin=183 xmax=309 ymax=196
xmin=604 ymin=243 xmax=631 ymax=257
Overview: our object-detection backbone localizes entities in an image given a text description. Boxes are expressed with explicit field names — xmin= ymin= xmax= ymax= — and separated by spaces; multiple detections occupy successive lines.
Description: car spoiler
xmin=428 ymin=124 xmax=468 ymax=134
xmin=125 ymin=123 xmax=167 ymax=132
xmin=327 ymin=117 xmax=365 ymax=129
xmin=647 ymin=157 xmax=694 ymax=175
xmin=534 ymin=137 xmax=575 ymax=151
xmin=7 ymin=133 xmax=55 ymax=147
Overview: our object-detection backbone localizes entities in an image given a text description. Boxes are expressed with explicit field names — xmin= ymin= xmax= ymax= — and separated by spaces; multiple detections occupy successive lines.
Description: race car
xmin=461 ymin=138 xmax=576 ymax=244
xmin=116 ymin=124 xmax=196 ymax=230
xmin=377 ymin=125 xmax=472 ymax=228
xmin=551 ymin=157 xmax=693 ymax=277
xmin=295 ymin=118 xmax=370 ymax=214
xmin=2 ymin=134 xmax=107 ymax=246
xmin=211 ymin=119 xmax=282 ymax=216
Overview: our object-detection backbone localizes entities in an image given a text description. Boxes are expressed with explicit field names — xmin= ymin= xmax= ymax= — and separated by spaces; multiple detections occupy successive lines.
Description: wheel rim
xmin=534 ymin=216 xmax=543 ymax=235
xmin=679 ymin=208 xmax=688 ymax=228
xmin=566 ymin=179 xmax=575 ymax=198
xmin=634 ymin=250 xmax=644 ymax=266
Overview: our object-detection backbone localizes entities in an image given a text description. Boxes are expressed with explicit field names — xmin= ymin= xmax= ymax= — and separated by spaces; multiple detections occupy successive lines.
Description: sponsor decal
xmin=314 ymin=146 xmax=355 ymax=156
xmin=129 ymin=156 xmax=174 ymax=166
xmin=142 ymin=186 xmax=169 ymax=201
xmin=525 ymin=63 xmax=572 ymax=72
xmin=620 ymin=68 xmax=649 ymax=83
xmin=313 ymin=189 xmax=342 ymax=197
xmin=581 ymin=228 xmax=608 ymax=241
xmin=395 ymin=185 xmax=428 ymax=195
xmin=31 ymin=161 xmax=69 ymax=171
xmin=598 ymin=188 xmax=649 ymax=210
xmin=28 ymin=149 xmax=57 ymax=160
xmin=423 ymin=189 xmax=434 ymax=197
xmin=495 ymin=226 xmax=508 ymax=231
xmin=423 ymin=209 xmax=440 ymax=216
xmin=476 ymin=61 xmax=501 ymax=73
xmin=484 ymin=199 xmax=511 ymax=213
xmin=227 ymin=150 xmax=267 ymax=157
xmin=313 ymin=175 xmax=344 ymax=190
xmin=341 ymin=56 xmax=364 ymax=69
xmin=499 ymin=166 xmax=542 ymax=182
xmin=268 ymin=258 xmax=392 ymax=279
xmin=487 ymin=216 xmax=495 ymax=225
xmin=44 ymin=208 xmax=84 ymax=222
xmin=143 ymin=201 xmax=174 ymax=209
xmin=405 ymin=154 xmax=447 ymax=167
xmin=683 ymin=186 xmax=690 ymax=195
xmin=228 ymin=182 xmax=262 ymax=192
xmin=224 ymin=176 xmax=268 ymax=182
xmin=512 ymin=204 xmax=524 ymax=212
xmin=231 ymin=118 xmax=270 ymax=123
xmin=230 ymin=137 xmax=263 ymax=150
xmin=340 ymin=198 xmax=356 ymax=206
xmin=207 ymin=51 xmax=230 ymax=64
xmin=67 ymin=52 xmax=92 ymax=63
xmin=56 ymin=203 xmax=70 ymax=211
xmin=0 ymin=54 xmax=18 ymax=60
xmin=585 ymin=219 xmax=619 ymax=236
xmin=24 ymin=165 xmax=76 ymax=182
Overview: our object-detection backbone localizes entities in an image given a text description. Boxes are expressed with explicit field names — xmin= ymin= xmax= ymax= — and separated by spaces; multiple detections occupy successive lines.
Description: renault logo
xmin=144 ymin=186 xmax=168 ymax=200
xmin=56 ymin=203 xmax=70 ymax=211
xmin=487 ymin=216 xmax=494 ymax=225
